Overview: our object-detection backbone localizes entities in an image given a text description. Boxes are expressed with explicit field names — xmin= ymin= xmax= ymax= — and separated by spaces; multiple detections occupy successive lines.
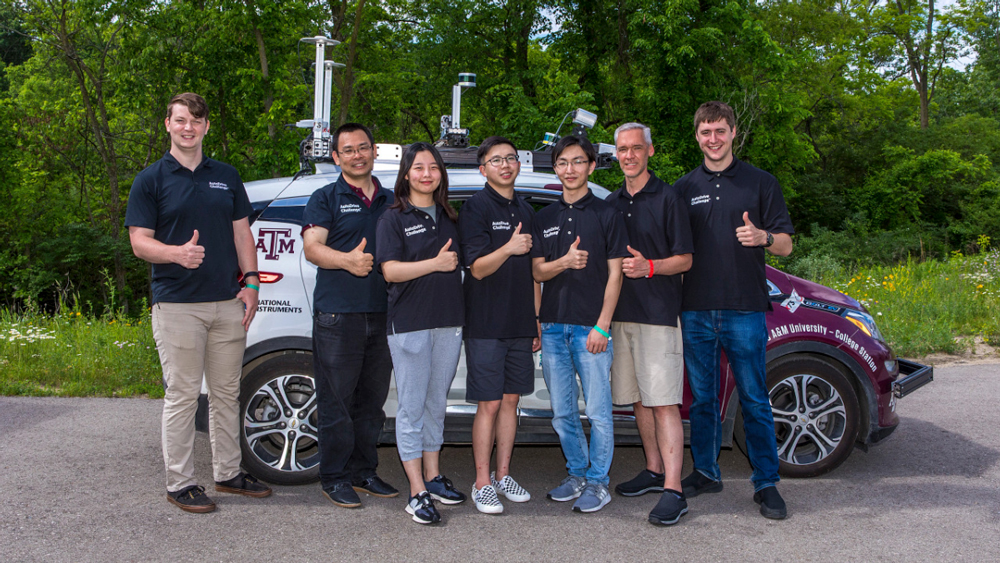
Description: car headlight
xmin=844 ymin=310 xmax=885 ymax=342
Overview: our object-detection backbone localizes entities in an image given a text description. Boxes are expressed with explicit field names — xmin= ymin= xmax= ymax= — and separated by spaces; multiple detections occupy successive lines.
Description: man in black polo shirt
xmin=606 ymin=122 xmax=694 ymax=526
xmin=531 ymin=135 xmax=628 ymax=514
xmin=302 ymin=123 xmax=398 ymax=508
xmin=459 ymin=136 xmax=538 ymax=514
xmin=126 ymin=92 xmax=271 ymax=513
xmin=674 ymin=101 xmax=795 ymax=520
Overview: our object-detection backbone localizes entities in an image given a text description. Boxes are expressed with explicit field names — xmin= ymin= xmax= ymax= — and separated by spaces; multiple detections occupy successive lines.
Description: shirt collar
xmin=619 ymin=171 xmax=662 ymax=197
xmin=162 ymin=151 xmax=210 ymax=173
xmin=484 ymin=182 xmax=518 ymax=205
xmin=698 ymin=157 xmax=741 ymax=180
xmin=559 ymin=188 xmax=595 ymax=208
xmin=335 ymin=174 xmax=387 ymax=200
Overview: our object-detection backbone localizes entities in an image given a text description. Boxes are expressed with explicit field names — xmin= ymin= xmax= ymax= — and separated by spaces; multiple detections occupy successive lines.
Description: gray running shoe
xmin=572 ymin=482 xmax=611 ymax=513
xmin=547 ymin=475 xmax=587 ymax=502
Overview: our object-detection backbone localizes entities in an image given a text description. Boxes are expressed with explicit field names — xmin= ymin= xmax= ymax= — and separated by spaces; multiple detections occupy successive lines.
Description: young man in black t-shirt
xmin=126 ymin=93 xmax=271 ymax=513
xmin=531 ymin=135 xmax=629 ymax=514
xmin=459 ymin=136 xmax=538 ymax=514
xmin=674 ymin=101 xmax=795 ymax=520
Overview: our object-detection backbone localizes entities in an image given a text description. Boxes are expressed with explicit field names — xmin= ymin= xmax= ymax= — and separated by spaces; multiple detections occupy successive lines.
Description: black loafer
xmin=615 ymin=469 xmax=666 ymax=497
xmin=323 ymin=482 xmax=362 ymax=508
xmin=216 ymin=472 xmax=272 ymax=498
xmin=680 ymin=471 xmax=723 ymax=498
xmin=352 ymin=475 xmax=399 ymax=498
xmin=648 ymin=489 xmax=688 ymax=526
xmin=753 ymin=486 xmax=787 ymax=520
xmin=167 ymin=485 xmax=216 ymax=514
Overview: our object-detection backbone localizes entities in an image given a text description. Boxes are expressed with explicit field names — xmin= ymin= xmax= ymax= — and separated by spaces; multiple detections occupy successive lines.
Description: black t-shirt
xmin=531 ymin=189 xmax=629 ymax=326
xmin=676 ymin=158 xmax=795 ymax=312
xmin=124 ymin=152 xmax=252 ymax=305
xmin=376 ymin=204 xmax=464 ymax=334
xmin=606 ymin=172 xmax=694 ymax=326
xmin=302 ymin=175 xmax=394 ymax=314
xmin=459 ymin=184 xmax=537 ymax=339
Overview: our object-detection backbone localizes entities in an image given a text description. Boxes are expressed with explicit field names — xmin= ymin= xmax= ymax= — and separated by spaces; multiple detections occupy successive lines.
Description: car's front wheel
xmin=736 ymin=355 xmax=860 ymax=478
xmin=239 ymin=354 xmax=320 ymax=485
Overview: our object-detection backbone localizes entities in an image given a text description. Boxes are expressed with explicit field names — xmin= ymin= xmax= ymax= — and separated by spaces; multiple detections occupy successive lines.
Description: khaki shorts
xmin=611 ymin=322 xmax=684 ymax=407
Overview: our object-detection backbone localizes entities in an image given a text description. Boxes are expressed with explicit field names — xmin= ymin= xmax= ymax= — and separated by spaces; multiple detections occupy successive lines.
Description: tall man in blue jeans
xmin=531 ymin=135 xmax=628 ymax=513
xmin=674 ymin=101 xmax=795 ymax=519
xmin=302 ymin=123 xmax=399 ymax=508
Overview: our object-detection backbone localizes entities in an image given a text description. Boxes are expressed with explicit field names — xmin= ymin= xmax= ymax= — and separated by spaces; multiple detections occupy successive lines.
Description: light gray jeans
xmin=387 ymin=327 xmax=463 ymax=462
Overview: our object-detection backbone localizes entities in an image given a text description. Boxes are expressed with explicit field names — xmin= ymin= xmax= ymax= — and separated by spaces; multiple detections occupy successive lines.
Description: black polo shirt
xmin=531 ymin=189 xmax=629 ymax=326
xmin=376 ymin=204 xmax=464 ymax=334
xmin=124 ymin=152 xmax=252 ymax=305
xmin=459 ymin=183 xmax=537 ymax=339
xmin=675 ymin=158 xmax=794 ymax=312
xmin=302 ymin=174 xmax=393 ymax=314
xmin=606 ymin=172 xmax=694 ymax=326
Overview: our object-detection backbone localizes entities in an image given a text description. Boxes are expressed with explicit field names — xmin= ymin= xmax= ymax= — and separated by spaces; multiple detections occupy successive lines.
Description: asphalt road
xmin=1 ymin=362 xmax=998 ymax=563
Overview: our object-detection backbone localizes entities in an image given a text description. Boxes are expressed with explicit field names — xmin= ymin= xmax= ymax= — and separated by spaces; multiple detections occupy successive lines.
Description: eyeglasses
xmin=616 ymin=144 xmax=647 ymax=155
xmin=337 ymin=144 xmax=372 ymax=158
xmin=554 ymin=158 xmax=590 ymax=171
xmin=484 ymin=155 xmax=519 ymax=167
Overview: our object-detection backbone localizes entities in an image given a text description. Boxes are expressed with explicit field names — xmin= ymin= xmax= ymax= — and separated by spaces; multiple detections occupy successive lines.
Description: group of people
xmin=126 ymin=92 xmax=795 ymax=527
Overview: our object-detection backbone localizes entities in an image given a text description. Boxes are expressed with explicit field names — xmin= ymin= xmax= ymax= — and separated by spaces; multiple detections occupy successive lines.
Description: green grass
xmin=0 ymin=307 xmax=164 ymax=398
xmin=4 ymin=249 xmax=1000 ymax=397
xmin=808 ymin=250 xmax=1000 ymax=357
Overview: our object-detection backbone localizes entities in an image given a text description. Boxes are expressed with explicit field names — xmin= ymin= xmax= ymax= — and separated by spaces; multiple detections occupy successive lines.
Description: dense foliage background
xmin=1 ymin=0 xmax=999 ymax=314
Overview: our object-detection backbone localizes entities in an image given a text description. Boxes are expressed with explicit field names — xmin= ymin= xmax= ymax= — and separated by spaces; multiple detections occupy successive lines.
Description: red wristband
xmin=647 ymin=259 xmax=654 ymax=278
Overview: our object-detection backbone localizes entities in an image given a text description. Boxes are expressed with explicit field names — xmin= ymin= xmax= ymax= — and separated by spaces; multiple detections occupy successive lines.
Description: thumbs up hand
xmin=562 ymin=236 xmax=588 ymax=270
xmin=345 ymin=237 xmax=374 ymax=277
xmin=434 ymin=238 xmax=459 ymax=272
xmin=504 ymin=222 xmax=533 ymax=256
xmin=176 ymin=230 xmax=205 ymax=269
xmin=622 ymin=245 xmax=651 ymax=278
xmin=736 ymin=211 xmax=765 ymax=247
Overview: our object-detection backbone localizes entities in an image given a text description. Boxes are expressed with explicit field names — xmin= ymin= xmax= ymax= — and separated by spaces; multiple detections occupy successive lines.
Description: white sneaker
xmin=491 ymin=472 xmax=531 ymax=503
xmin=472 ymin=483 xmax=503 ymax=514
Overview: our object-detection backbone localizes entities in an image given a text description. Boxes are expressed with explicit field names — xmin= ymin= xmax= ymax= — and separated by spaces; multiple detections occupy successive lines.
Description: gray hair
xmin=614 ymin=122 xmax=652 ymax=146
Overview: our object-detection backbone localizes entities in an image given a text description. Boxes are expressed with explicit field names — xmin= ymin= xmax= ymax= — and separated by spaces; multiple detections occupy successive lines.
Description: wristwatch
xmin=763 ymin=232 xmax=774 ymax=248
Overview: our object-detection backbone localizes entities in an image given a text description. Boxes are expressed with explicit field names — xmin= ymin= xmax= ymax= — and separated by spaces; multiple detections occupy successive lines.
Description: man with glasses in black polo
xmin=302 ymin=123 xmax=399 ymax=508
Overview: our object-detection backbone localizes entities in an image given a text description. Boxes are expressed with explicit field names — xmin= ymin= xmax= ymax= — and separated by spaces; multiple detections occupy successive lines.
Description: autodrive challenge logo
xmin=257 ymin=228 xmax=295 ymax=260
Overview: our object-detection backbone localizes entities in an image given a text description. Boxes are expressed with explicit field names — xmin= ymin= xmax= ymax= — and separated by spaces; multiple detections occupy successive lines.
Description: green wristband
xmin=593 ymin=325 xmax=610 ymax=338
xmin=245 ymin=283 xmax=260 ymax=291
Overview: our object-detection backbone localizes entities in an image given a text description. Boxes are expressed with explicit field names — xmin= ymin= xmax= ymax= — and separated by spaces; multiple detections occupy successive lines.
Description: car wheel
xmin=239 ymin=354 xmax=320 ymax=485
xmin=735 ymin=355 xmax=860 ymax=478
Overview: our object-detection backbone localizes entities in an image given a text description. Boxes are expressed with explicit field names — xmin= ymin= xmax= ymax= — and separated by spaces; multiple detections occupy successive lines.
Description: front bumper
xmin=893 ymin=359 xmax=934 ymax=398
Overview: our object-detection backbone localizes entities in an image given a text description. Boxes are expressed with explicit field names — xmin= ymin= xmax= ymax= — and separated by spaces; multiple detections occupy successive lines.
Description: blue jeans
xmin=540 ymin=323 xmax=614 ymax=485
xmin=681 ymin=310 xmax=779 ymax=491
xmin=313 ymin=312 xmax=393 ymax=489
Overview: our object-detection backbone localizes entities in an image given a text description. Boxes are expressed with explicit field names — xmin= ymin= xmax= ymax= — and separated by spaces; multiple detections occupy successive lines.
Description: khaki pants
xmin=152 ymin=299 xmax=247 ymax=492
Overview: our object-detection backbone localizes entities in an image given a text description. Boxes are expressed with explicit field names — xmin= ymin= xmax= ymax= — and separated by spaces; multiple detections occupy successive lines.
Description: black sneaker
xmin=680 ymin=471 xmax=723 ymax=498
xmin=352 ymin=475 xmax=399 ymax=498
xmin=167 ymin=485 xmax=216 ymax=514
xmin=648 ymin=489 xmax=688 ymax=526
xmin=215 ymin=472 xmax=272 ymax=498
xmin=424 ymin=475 xmax=466 ymax=505
xmin=405 ymin=491 xmax=441 ymax=525
xmin=615 ymin=469 xmax=666 ymax=497
xmin=323 ymin=482 xmax=362 ymax=508
xmin=753 ymin=486 xmax=787 ymax=520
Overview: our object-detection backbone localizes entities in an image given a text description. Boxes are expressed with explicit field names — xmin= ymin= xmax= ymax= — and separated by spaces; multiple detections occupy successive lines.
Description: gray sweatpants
xmin=387 ymin=327 xmax=463 ymax=462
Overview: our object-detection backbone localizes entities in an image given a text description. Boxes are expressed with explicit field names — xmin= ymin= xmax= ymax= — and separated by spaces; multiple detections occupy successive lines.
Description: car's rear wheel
xmin=239 ymin=354 xmax=320 ymax=485
xmin=735 ymin=355 xmax=860 ymax=478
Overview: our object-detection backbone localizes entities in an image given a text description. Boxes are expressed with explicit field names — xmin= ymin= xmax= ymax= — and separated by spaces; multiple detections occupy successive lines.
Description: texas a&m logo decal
xmin=257 ymin=228 xmax=296 ymax=260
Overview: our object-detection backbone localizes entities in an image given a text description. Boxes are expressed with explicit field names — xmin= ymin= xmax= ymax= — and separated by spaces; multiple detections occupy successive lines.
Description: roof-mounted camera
xmin=437 ymin=73 xmax=477 ymax=148
xmin=294 ymin=36 xmax=346 ymax=172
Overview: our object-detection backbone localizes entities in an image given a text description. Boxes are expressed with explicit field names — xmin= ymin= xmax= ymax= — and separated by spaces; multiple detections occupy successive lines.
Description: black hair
xmin=390 ymin=142 xmax=458 ymax=222
xmin=477 ymin=136 xmax=517 ymax=165
xmin=552 ymin=135 xmax=596 ymax=163
xmin=332 ymin=122 xmax=375 ymax=152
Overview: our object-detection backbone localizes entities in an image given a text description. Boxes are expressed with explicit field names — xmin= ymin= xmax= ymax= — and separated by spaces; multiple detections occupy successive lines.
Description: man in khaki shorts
xmin=126 ymin=93 xmax=271 ymax=513
xmin=606 ymin=123 xmax=694 ymax=525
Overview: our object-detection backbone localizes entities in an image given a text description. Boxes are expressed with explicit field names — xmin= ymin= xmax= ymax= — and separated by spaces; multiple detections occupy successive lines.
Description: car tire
xmin=734 ymin=355 xmax=860 ymax=478
xmin=239 ymin=354 xmax=320 ymax=485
